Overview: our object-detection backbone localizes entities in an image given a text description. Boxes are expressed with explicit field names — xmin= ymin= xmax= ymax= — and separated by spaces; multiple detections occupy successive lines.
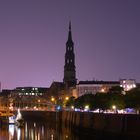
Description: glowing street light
xmin=85 ymin=105 xmax=89 ymax=110
xmin=84 ymin=105 xmax=90 ymax=111
xmin=65 ymin=97 xmax=69 ymax=101
xmin=112 ymin=105 xmax=116 ymax=110
xmin=51 ymin=97 xmax=55 ymax=102
xmin=112 ymin=105 xmax=117 ymax=113
xmin=71 ymin=106 xmax=74 ymax=109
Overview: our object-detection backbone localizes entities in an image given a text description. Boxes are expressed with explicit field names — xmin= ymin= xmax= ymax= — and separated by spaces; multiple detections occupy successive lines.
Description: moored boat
xmin=9 ymin=115 xmax=16 ymax=124
xmin=15 ymin=109 xmax=24 ymax=127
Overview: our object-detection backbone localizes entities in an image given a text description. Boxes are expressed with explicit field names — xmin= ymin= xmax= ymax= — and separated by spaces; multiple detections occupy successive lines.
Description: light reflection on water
xmin=0 ymin=120 xmax=79 ymax=140
xmin=0 ymin=119 xmax=132 ymax=140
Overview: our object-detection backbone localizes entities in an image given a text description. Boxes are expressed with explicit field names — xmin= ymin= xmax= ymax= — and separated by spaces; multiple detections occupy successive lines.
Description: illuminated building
xmin=13 ymin=87 xmax=48 ymax=96
xmin=120 ymin=79 xmax=136 ymax=91
xmin=76 ymin=80 xmax=120 ymax=97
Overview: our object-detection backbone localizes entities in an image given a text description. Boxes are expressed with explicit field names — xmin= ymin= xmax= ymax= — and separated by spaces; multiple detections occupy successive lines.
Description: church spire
xmin=68 ymin=21 xmax=72 ymax=42
xmin=63 ymin=22 xmax=77 ymax=88
xmin=69 ymin=21 xmax=71 ymax=30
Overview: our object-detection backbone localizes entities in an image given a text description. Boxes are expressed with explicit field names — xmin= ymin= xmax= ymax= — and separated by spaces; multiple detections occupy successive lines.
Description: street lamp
xmin=84 ymin=105 xmax=89 ymax=111
xmin=65 ymin=97 xmax=69 ymax=101
xmin=112 ymin=105 xmax=116 ymax=110
xmin=51 ymin=97 xmax=55 ymax=102
xmin=112 ymin=105 xmax=117 ymax=113
xmin=71 ymin=106 xmax=74 ymax=110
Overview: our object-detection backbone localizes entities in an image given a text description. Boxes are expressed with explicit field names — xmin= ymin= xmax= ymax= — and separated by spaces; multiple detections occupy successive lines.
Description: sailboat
xmin=15 ymin=109 xmax=24 ymax=127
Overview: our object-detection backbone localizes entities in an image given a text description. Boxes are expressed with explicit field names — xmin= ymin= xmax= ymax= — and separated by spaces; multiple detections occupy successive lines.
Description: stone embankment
xmin=20 ymin=110 xmax=140 ymax=136
xmin=59 ymin=111 xmax=140 ymax=138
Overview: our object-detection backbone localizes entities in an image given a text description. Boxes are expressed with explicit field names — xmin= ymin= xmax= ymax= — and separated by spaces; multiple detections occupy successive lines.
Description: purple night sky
xmin=0 ymin=0 xmax=140 ymax=89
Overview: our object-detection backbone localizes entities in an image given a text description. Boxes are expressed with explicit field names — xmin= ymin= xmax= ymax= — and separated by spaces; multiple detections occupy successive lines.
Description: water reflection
xmin=0 ymin=119 xmax=134 ymax=140
xmin=0 ymin=120 xmax=80 ymax=140
xmin=9 ymin=125 xmax=14 ymax=139
xmin=16 ymin=127 xmax=21 ymax=140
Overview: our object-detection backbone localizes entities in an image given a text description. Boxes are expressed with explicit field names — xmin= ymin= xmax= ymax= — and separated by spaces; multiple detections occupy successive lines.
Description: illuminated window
xmin=67 ymin=59 xmax=69 ymax=63
xmin=35 ymin=88 xmax=38 ymax=90
xmin=133 ymin=84 xmax=136 ymax=88
xmin=101 ymin=88 xmax=105 ymax=92
xmin=123 ymin=80 xmax=126 ymax=84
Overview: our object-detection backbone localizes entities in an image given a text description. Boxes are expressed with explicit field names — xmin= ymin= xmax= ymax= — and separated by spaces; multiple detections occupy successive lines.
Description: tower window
xmin=67 ymin=59 xmax=69 ymax=64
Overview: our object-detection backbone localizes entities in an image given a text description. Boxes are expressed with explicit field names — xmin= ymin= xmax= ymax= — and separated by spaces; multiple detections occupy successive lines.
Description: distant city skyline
xmin=0 ymin=0 xmax=140 ymax=89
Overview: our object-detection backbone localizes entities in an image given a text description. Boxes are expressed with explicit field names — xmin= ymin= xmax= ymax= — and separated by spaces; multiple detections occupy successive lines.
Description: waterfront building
xmin=75 ymin=80 xmax=120 ymax=97
xmin=12 ymin=87 xmax=48 ymax=96
xmin=0 ymin=89 xmax=12 ymax=97
xmin=7 ymin=87 xmax=52 ymax=111
xmin=120 ymin=79 xmax=136 ymax=91
xmin=74 ymin=79 xmax=137 ymax=97
xmin=48 ymin=81 xmax=65 ymax=99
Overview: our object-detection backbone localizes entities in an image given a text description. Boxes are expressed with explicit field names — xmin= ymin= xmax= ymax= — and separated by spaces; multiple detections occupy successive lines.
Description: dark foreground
xmin=0 ymin=119 xmax=139 ymax=140
xmin=0 ymin=119 xmax=110 ymax=140
xmin=1 ymin=111 xmax=140 ymax=140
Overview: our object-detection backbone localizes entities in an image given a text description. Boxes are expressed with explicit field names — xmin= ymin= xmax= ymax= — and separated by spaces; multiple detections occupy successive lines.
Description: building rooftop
xmin=78 ymin=80 xmax=120 ymax=85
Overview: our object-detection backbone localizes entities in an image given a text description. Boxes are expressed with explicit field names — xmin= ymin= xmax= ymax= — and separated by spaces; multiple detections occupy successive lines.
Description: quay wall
xmin=59 ymin=111 xmax=140 ymax=137
xmin=21 ymin=110 xmax=57 ymax=121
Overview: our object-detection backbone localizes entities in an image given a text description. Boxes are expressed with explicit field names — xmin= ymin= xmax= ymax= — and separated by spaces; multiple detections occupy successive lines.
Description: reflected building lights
xmin=2 ymin=121 xmax=75 ymax=140
xmin=34 ymin=122 xmax=36 ymax=127
xmin=38 ymin=133 xmax=40 ymax=140
xmin=9 ymin=125 xmax=14 ymax=140
xmin=51 ymin=134 xmax=54 ymax=140
xmin=66 ymin=135 xmax=68 ymax=139
xmin=25 ymin=122 xmax=28 ymax=139
xmin=35 ymin=135 xmax=37 ymax=140
xmin=16 ymin=128 xmax=21 ymax=140
xmin=31 ymin=129 xmax=34 ymax=140
xmin=41 ymin=126 xmax=44 ymax=135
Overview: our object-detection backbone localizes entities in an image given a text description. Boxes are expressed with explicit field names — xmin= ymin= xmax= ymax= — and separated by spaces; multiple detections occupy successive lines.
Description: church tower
xmin=63 ymin=22 xmax=77 ymax=88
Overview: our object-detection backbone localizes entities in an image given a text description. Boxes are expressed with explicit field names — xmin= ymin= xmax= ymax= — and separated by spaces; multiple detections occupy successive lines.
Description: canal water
xmin=0 ymin=119 xmax=133 ymax=140
xmin=0 ymin=119 xmax=93 ymax=140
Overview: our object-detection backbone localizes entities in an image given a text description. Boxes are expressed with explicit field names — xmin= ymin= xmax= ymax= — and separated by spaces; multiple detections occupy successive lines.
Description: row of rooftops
xmin=78 ymin=81 xmax=120 ymax=85
xmin=0 ymin=79 xmax=138 ymax=96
